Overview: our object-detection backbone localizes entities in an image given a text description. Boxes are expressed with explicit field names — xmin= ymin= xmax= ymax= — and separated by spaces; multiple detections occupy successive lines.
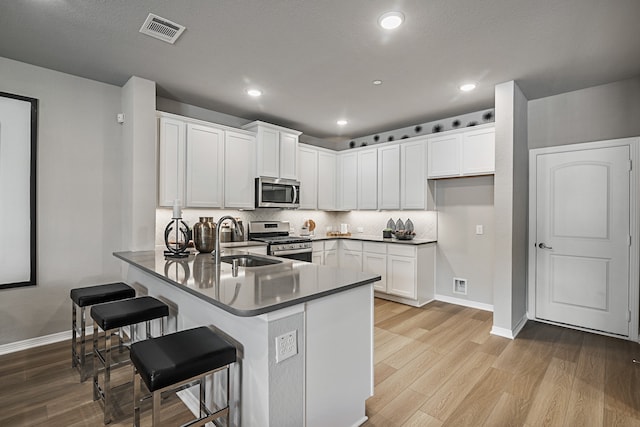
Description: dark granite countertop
xmin=307 ymin=234 xmax=437 ymax=245
xmin=114 ymin=249 xmax=380 ymax=317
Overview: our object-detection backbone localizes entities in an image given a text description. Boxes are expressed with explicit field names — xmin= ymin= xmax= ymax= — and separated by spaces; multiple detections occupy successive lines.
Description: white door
xmin=535 ymin=145 xmax=630 ymax=336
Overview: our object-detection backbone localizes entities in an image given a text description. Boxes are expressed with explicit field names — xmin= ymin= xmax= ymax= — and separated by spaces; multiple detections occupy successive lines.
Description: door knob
xmin=538 ymin=243 xmax=553 ymax=250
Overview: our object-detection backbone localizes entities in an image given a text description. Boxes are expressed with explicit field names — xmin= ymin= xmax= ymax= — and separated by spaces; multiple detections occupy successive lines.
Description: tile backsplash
xmin=155 ymin=208 xmax=437 ymax=245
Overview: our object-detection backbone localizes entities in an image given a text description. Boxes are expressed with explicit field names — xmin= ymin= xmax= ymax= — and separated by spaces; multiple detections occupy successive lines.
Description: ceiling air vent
xmin=139 ymin=13 xmax=186 ymax=44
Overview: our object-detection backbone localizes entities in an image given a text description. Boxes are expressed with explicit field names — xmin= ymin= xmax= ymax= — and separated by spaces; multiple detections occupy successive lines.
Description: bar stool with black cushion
xmin=130 ymin=326 xmax=237 ymax=427
xmin=91 ymin=296 xmax=169 ymax=424
xmin=70 ymin=282 xmax=136 ymax=382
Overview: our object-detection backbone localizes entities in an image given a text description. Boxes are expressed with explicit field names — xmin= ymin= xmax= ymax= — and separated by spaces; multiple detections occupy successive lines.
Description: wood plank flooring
xmin=1 ymin=298 xmax=640 ymax=426
xmin=364 ymin=299 xmax=640 ymax=427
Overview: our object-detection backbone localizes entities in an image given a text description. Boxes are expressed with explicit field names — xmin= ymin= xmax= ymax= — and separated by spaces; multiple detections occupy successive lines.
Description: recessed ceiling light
xmin=459 ymin=83 xmax=476 ymax=92
xmin=372 ymin=80 xmax=383 ymax=85
xmin=379 ymin=11 xmax=404 ymax=30
xmin=246 ymin=89 xmax=262 ymax=97
xmin=337 ymin=120 xmax=348 ymax=126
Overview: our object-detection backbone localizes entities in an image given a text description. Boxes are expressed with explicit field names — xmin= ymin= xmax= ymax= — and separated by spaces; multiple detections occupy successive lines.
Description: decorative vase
xmin=192 ymin=217 xmax=216 ymax=253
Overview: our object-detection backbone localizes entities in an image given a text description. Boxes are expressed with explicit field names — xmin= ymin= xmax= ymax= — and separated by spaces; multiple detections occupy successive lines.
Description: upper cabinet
xmin=185 ymin=123 xmax=224 ymax=208
xmin=427 ymin=124 xmax=495 ymax=179
xmin=157 ymin=112 xmax=255 ymax=209
xmin=317 ymin=150 xmax=337 ymax=210
xmin=224 ymin=130 xmax=256 ymax=209
xmin=357 ymin=148 xmax=378 ymax=209
xmin=377 ymin=144 xmax=400 ymax=210
xmin=158 ymin=117 xmax=186 ymax=207
xmin=298 ymin=144 xmax=337 ymax=210
xmin=400 ymin=138 xmax=428 ymax=209
xmin=242 ymin=121 xmax=301 ymax=180
xmin=298 ymin=145 xmax=318 ymax=210
xmin=337 ymin=152 xmax=357 ymax=210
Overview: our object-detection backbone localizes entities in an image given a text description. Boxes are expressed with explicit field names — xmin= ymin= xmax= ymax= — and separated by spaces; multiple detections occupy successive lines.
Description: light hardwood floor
xmin=1 ymin=299 xmax=640 ymax=426
xmin=364 ymin=299 xmax=640 ymax=427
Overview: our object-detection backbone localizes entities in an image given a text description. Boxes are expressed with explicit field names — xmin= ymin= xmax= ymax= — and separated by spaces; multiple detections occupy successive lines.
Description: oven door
xmin=270 ymin=248 xmax=312 ymax=263
xmin=256 ymin=177 xmax=300 ymax=208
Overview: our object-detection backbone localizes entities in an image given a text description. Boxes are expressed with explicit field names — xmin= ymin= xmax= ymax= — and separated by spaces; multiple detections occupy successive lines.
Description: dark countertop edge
xmin=113 ymin=251 xmax=380 ymax=317
xmin=308 ymin=236 xmax=437 ymax=245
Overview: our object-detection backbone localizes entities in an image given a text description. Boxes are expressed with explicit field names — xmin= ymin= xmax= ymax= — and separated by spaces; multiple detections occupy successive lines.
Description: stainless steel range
xmin=248 ymin=221 xmax=312 ymax=262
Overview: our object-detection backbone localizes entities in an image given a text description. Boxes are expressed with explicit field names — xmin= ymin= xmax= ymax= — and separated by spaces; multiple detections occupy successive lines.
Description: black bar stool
xmin=130 ymin=326 xmax=237 ymax=427
xmin=70 ymin=282 xmax=135 ymax=381
xmin=91 ymin=296 xmax=169 ymax=424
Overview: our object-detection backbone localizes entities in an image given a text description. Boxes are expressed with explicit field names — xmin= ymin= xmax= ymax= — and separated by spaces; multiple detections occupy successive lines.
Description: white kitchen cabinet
xmin=462 ymin=127 xmax=495 ymax=175
xmin=317 ymin=151 xmax=337 ymax=210
xmin=427 ymin=133 xmax=461 ymax=178
xmin=158 ymin=117 xmax=186 ymax=207
xmin=377 ymin=144 xmax=400 ymax=210
xmin=185 ymin=123 xmax=224 ymax=207
xmin=401 ymin=138 xmax=428 ymax=209
xmin=298 ymin=145 xmax=318 ymax=209
xmin=357 ymin=148 xmax=378 ymax=210
xmin=322 ymin=238 xmax=436 ymax=306
xmin=159 ymin=116 xmax=226 ymax=209
xmin=362 ymin=242 xmax=387 ymax=292
xmin=337 ymin=152 xmax=357 ymax=210
xmin=224 ymin=130 xmax=256 ymax=209
xmin=324 ymin=240 xmax=338 ymax=267
xmin=387 ymin=254 xmax=417 ymax=299
xmin=427 ymin=124 xmax=495 ymax=178
xmin=339 ymin=240 xmax=362 ymax=272
xmin=312 ymin=241 xmax=324 ymax=264
xmin=243 ymin=121 xmax=301 ymax=180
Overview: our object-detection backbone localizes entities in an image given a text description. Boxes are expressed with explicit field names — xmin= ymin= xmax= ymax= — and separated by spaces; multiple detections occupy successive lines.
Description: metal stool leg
xmin=71 ymin=302 xmax=77 ymax=368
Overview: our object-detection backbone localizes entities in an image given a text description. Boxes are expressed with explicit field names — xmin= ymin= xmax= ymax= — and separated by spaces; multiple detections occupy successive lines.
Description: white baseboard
xmin=0 ymin=327 xmax=92 ymax=356
xmin=434 ymin=294 xmax=494 ymax=312
xmin=490 ymin=315 xmax=528 ymax=340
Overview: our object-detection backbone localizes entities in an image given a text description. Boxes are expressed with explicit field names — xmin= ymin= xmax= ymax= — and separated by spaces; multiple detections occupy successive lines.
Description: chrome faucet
xmin=214 ymin=216 xmax=240 ymax=265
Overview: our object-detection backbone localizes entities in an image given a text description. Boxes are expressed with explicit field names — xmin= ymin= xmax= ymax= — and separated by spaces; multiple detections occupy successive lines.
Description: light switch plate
xmin=275 ymin=330 xmax=297 ymax=363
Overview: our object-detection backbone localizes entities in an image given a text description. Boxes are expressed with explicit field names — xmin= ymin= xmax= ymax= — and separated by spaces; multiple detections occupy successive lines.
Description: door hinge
xmin=629 ymin=235 xmax=632 ymax=246
xmin=629 ymin=160 xmax=633 ymax=172
xmin=627 ymin=310 xmax=631 ymax=322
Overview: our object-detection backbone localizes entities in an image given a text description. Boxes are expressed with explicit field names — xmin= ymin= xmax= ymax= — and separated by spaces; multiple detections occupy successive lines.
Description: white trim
xmin=528 ymin=137 xmax=640 ymax=342
xmin=0 ymin=326 xmax=91 ymax=356
xmin=352 ymin=416 xmax=369 ymax=426
xmin=490 ymin=315 xmax=527 ymax=339
xmin=434 ymin=294 xmax=494 ymax=312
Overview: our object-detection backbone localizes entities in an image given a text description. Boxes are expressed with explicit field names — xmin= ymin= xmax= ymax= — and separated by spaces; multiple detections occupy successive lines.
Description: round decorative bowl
xmin=393 ymin=231 xmax=415 ymax=240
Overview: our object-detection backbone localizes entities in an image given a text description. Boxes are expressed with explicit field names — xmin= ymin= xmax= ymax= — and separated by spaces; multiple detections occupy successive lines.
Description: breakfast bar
xmin=114 ymin=249 xmax=380 ymax=427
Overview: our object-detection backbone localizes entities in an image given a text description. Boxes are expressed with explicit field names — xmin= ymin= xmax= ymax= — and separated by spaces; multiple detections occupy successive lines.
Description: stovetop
xmin=251 ymin=235 xmax=312 ymax=245
xmin=247 ymin=221 xmax=311 ymax=245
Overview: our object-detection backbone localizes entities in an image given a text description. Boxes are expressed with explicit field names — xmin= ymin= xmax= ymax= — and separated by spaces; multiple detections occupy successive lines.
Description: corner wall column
xmin=121 ymin=76 xmax=157 ymax=251
xmin=492 ymin=80 xmax=529 ymax=338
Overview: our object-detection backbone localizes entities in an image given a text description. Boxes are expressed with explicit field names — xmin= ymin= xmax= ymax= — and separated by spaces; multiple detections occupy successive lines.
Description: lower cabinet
xmin=340 ymin=240 xmax=363 ymax=272
xmin=312 ymin=238 xmax=435 ymax=306
xmin=312 ymin=240 xmax=338 ymax=267
xmin=362 ymin=242 xmax=387 ymax=292
xmin=350 ymin=240 xmax=435 ymax=306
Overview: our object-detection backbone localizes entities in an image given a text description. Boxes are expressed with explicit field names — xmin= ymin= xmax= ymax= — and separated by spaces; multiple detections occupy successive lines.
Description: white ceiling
xmin=1 ymin=0 xmax=639 ymax=143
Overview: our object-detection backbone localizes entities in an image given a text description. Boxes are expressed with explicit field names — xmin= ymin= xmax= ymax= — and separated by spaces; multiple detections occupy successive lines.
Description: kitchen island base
xmin=121 ymin=259 xmax=374 ymax=427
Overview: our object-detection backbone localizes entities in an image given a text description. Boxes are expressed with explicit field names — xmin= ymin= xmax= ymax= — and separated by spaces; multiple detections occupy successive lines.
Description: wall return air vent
xmin=139 ymin=13 xmax=186 ymax=44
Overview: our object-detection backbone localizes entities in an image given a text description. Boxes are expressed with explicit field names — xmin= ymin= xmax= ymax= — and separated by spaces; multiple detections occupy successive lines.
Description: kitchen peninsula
xmin=114 ymin=248 xmax=380 ymax=427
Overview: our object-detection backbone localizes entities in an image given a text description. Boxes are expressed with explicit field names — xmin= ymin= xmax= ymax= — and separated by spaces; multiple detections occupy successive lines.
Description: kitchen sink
xmin=220 ymin=254 xmax=282 ymax=267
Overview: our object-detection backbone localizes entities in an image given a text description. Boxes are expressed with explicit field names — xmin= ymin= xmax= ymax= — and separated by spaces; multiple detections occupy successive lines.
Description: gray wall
xmin=435 ymin=176 xmax=495 ymax=305
xmin=529 ymin=76 xmax=640 ymax=149
xmin=0 ymin=57 xmax=124 ymax=345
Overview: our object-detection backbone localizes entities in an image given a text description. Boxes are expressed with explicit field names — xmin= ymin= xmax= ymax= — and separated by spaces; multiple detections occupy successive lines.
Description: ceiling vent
xmin=139 ymin=13 xmax=186 ymax=44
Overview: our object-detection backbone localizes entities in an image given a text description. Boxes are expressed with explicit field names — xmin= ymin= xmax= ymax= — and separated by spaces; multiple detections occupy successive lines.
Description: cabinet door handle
xmin=538 ymin=243 xmax=553 ymax=250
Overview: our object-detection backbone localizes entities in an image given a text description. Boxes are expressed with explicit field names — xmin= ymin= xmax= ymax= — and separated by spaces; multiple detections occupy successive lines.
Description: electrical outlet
xmin=357 ymin=227 xmax=364 ymax=233
xmin=275 ymin=330 xmax=297 ymax=363
xmin=476 ymin=225 xmax=484 ymax=235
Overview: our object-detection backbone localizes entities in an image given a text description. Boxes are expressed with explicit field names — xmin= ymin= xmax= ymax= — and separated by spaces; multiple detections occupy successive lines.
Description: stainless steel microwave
xmin=255 ymin=177 xmax=300 ymax=208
